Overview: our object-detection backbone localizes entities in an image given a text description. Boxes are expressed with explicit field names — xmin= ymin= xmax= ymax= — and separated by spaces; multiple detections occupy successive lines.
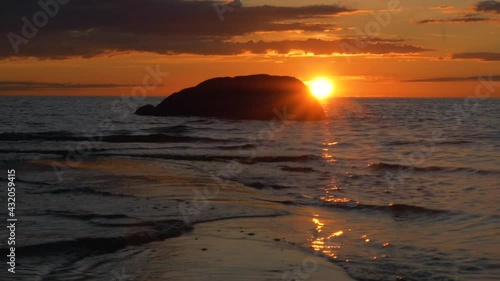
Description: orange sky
xmin=0 ymin=0 xmax=498 ymax=97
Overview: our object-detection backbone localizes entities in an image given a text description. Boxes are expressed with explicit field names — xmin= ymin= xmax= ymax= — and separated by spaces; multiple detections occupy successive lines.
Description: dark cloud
xmin=406 ymin=75 xmax=500 ymax=82
xmin=0 ymin=81 xmax=136 ymax=91
xmin=435 ymin=5 xmax=453 ymax=9
xmin=0 ymin=30 xmax=432 ymax=59
xmin=414 ymin=6 xmax=500 ymax=24
xmin=414 ymin=17 xmax=498 ymax=24
xmin=0 ymin=0 xmax=430 ymax=59
xmin=452 ymin=52 xmax=500 ymax=61
xmin=475 ymin=1 xmax=500 ymax=13
xmin=0 ymin=0 xmax=352 ymax=36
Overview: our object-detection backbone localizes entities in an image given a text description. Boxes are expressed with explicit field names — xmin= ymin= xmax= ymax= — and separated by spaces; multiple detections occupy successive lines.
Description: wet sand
xmin=140 ymin=216 xmax=355 ymax=281
xmin=25 ymin=158 xmax=355 ymax=280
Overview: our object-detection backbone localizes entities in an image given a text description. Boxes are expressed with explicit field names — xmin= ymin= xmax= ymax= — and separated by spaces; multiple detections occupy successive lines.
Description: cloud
xmin=414 ymin=3 xmax=500 ymax=24
xmin=0 ymin=0 xmax=430 ymax=59
xmin=414 ymin=17 xmax=498 ymax=24
xmin=451 ymin=52 xmax=500 ymax=61
xmin=0 ymin=0 xmax=352 ymax=36
xmin=475 ymin=1 xmax=500 ymax=13
xmin=0 ymin=32 xmax=432 ymax=59
xmin=224 ymin=39 xmax=431 ymax=56
xmin=406 ymin=75 xmax=500 ymax=82
xmin=430 ymin=5 xmax=453 ymax=10
xmin=0 ymin=81 xmax=137 ymax=91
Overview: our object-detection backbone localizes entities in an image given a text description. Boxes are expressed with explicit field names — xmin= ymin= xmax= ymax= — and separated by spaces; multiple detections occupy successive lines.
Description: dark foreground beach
xmin=1 ymin=157 xmax=354 ymax=281
xmin=0 ymin=96 xmax=499 ymax=280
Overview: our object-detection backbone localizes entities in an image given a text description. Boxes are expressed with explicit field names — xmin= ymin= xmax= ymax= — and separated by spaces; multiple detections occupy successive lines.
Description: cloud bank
xmin=406 ymin=75 xmax=500 ymax=82
xmin=0 ymin=81 xmax=136 ymax=91
xmin=414 ymin=17 xmax=498 ymax=24
xmin=475 ymin=1 xmax=500 ymax=13
xmin=0 ymin=0 xmax=430 ymax=59
xmin=452 ymin=52 xmax=500 ymax=61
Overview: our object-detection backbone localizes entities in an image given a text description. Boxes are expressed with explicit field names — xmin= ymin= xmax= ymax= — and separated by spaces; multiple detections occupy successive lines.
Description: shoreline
xmin=19 ymin=157 xmax=356 ymax=280
xmin=139 ymin=215 xmax=356 ymax=281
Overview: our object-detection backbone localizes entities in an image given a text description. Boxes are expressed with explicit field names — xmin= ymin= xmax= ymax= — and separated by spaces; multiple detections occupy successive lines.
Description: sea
xmin=0 ymin=96 xmax=498 ymax=281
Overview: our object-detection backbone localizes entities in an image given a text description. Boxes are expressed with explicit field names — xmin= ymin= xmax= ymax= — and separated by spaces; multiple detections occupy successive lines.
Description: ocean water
xmin=0 ymin=96 xmax=499 ymax=281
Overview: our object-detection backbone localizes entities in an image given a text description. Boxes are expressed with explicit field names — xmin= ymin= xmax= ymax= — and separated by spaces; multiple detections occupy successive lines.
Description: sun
xmin=307 ymin=77 xmax=335 ymax=99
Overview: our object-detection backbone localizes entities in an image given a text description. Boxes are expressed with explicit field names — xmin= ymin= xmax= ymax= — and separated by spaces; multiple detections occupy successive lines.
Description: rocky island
xmin=135 ymin=74 xmax=326 ymax=120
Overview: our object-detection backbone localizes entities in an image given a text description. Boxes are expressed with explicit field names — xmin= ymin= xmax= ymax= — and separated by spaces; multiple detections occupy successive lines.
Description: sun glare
xmin=307 ymin=77 xmax=335 ymax=99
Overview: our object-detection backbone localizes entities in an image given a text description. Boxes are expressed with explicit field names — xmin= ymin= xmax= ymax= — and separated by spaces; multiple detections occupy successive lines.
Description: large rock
xmin=135 ymin=74 xmax=326 ymax=120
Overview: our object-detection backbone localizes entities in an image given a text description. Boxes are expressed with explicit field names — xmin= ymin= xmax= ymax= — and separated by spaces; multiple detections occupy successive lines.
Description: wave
xmin=2 ymin=143 xmax=257 ymax=153
xmin=42 ymin=211 xmax=163 ymax=227
xmin=368 ymin=162 xmax=497 ymax=174
xmin=386 ymin=140 xmax=474 ymax=146
xmin=9 ymin=178 xmax=58 ymax=187
xmin=214 ymin=144 xmax=256 ymax=150
xmin=251 ymin=198 xmax=296 ymax=205
xmin=323 ymin=201 xmax=449 ymax=216
xmin=0 ymin=132 xmax=234 ymax=143
xmin=0 ymin=220 xmax=191 ymax=258
xmin=147 ymin=125 xmax=193 ymax=134
xmin=280 ymin=166 xmax=316 ymax=173
xmin=0 ymin=149 xmax=73 ymax=156
xmin=252 ymin=155 xmax=321 ymax=163
xmin=95 ymin=153 xmax=321 ymax=164
xmin=252 ymin=195 xmax=449 ymax=216
xmin=435 ymin=140 xmax=474 ymax=145
xmin=44 ymin=210 xmax=131 ymax=220
xmin=245 ymin=182 xmax=290 ymax=190
xmin=185 ymin=119 xmax=217 ymax=125
xmin=96 ymin=134 xmax=226 ymax=143
xmin=0 ymin=131 xmax=74 ymax=141
xmin=368 ymin=162 xmax=445 ymax=172
xmin=34 ymin=187 xmax=135 ymax=198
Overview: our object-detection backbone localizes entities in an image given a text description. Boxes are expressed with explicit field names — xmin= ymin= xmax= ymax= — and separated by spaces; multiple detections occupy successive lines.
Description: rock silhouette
xmin=136 ymin=74 xmax=326 ymax=120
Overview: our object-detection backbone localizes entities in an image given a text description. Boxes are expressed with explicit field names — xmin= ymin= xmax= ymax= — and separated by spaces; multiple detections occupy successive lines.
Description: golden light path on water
xmin=310 ymin=216 xmax=344 ymax=260
xmin=308 ymin=99 xmax=380 ymax=264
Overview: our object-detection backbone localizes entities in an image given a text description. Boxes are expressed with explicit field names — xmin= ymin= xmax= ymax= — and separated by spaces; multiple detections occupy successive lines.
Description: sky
xmin=0 ymin=0 xmax=499 ymax=97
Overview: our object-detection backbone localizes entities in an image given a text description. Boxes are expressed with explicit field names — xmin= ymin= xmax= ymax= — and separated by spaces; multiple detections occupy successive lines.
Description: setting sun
xmin=307 ymin=78 xmax=335 ymax=99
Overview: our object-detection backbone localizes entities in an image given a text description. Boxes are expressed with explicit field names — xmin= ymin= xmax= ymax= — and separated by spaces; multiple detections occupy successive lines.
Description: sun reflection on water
xmin=310 ymin=216 xmax=345 ymax=260
xmin=322 ymin=138 xmax=337 ymax=163
xmin=312 ymin=218 xmax=324 ymax=233
xmin=328 ymin=230 xmax=344 ymax=238
xmin=321 ymin=186 xmax=352 ymax=204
